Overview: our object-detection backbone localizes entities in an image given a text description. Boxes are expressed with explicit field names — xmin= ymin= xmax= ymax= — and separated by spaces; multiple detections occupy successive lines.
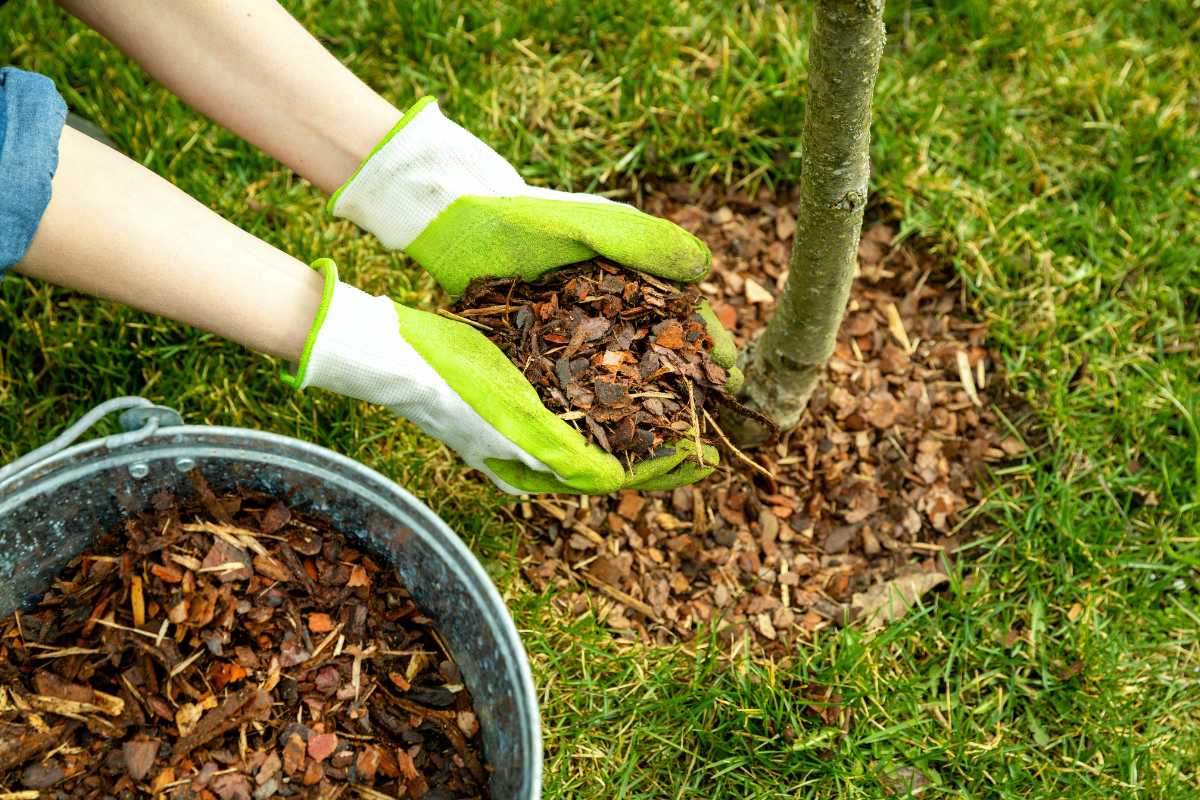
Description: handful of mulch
xmin=453 ymin=260 xmax=761 ymax=463
xmin=0 ymin=475 xmax=490 ymax=799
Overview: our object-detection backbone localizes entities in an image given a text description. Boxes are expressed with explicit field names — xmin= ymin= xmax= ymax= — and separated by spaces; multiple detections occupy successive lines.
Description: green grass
xmin=3 ymin=0 xmax=1199 ymax=796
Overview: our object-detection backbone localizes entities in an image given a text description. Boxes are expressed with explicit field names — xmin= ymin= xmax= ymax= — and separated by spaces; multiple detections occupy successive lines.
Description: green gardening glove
xmin=283 ymin=261 xmax=718 ymax=495
xmin=328 ymin=96 xmax=711 ymax=296
xmin=328 ymin=97 xmax=742 ymax=489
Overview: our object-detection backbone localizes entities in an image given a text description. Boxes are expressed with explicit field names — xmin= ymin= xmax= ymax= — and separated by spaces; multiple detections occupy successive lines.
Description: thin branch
xmin=703 ymin=408 xmax=774 ymax=480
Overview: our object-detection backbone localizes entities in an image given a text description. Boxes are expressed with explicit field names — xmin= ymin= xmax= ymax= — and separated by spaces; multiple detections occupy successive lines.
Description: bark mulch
xmin=512 ymin=188 xmax=1023 ymax=653
xmin=453 ymin=260 xmax=749 ymax=462
xmin=0 ymin=476 xmax=490 ymax=799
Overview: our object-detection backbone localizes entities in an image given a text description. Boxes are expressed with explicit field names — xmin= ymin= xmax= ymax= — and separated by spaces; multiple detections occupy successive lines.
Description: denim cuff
xmin=0 ymin=67 xmax=68 ymax=274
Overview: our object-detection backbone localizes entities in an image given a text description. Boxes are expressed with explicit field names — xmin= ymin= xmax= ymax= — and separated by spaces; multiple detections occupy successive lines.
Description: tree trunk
xmin=729 ymin=0 xmax=885 ymax=444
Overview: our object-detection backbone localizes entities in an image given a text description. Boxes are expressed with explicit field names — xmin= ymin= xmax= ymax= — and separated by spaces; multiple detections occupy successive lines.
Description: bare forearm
xmin=57 ymin=0 xmax=401 ymax=193
xmin=16 ymin=126 xmax=323 ymax=362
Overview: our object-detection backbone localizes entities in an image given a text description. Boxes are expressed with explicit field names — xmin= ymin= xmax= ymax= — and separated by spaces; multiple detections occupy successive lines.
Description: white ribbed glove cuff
xmin=292 ymin=265 xmax=555 ymax=494
xmin=328 ymin=97 xmax=608 ymax=250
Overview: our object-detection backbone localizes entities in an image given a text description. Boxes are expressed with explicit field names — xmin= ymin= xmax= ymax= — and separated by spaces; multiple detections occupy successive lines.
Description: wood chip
xmin=307 ymin=732 xmax=338 ymax=763
xmin=744 ymin=277 xmax=774 ymax=304
xmin=123 ymin=738 xmax=160 ymax=781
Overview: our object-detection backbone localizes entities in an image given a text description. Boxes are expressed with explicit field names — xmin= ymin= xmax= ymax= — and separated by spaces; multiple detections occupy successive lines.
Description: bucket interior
xmin=0 ymin=425 xmax=541 ymax=799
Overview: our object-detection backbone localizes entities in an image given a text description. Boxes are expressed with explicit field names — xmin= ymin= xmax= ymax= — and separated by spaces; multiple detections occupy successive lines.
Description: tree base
xmin=727 ymin=339 xmax=820 ymax=446
xmin=718 ymin=403 xmax=776 ymax=447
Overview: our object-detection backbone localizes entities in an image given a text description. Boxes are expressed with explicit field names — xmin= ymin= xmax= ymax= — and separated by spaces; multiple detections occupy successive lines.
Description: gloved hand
xmin=283 ymin=260 xmax=719 ymax=495
xmin=327 ymin=96 xmax=744 ymax=395
xmin=328 ymin=96 xmax=712 ymax=296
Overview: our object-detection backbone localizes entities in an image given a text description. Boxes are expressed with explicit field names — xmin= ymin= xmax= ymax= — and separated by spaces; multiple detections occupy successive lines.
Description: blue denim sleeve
xmin=0 ymin=67 xmax=68 ymax=274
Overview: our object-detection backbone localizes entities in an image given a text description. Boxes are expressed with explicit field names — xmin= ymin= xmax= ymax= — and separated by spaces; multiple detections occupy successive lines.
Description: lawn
xmin=2 ymin=0 xmax=1198 ymax=797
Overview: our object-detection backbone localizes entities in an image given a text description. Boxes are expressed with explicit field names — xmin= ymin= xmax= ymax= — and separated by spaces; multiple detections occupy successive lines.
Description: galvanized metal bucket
xmin=0 ymin=397 xmax=542 ymax=799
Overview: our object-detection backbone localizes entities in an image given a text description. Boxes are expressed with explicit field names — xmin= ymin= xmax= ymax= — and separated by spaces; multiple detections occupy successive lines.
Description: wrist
xmin=309 ymin=94 xmax=403 ymax=196
xmin=327 ymin=96 xmax=437 ymax=215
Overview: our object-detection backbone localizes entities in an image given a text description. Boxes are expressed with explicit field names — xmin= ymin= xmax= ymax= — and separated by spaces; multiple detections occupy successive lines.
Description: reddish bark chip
xmin=616 ymin=490 xmax=646 ymax=521
xmin=252 ymin=554 xmax=291 ymax=582
xmin=302 ymin=759 xmax=324 ymax=785
xmin=653 ymin=321 xmax=685 ymax=349
xmin=395 ymin=747 xmax=420 ymax=781
xmin=307 ymin=732 xmax=338 ymax=763
xmin=261 ymin=501 xmax=291 ymax=533
xmin=211 ymin=772 xmax=251 ymax=800
xmin=314 ymin=665 xmax=341 ymax=694
xmin=256 ymin=752 xmax=281 ymax=786
xmin=307 ymin=612 xmax=335 ymax=633
xmin=200 ymin=539 xmax=252 ymax=583
xmin=209 ymin=661 xmax=247 ymax=690
xmin=282 ymin=732 xmax=307 ymax=777
xmin=355 ymin=747 xmax=381 ymax=783
xmin=122 ymin=738 xmax=159 ymax=782
xmin=150 ymin=563 xmax=184 ymax=584
xmin=278 ymin=640 xmax=310 ymax=667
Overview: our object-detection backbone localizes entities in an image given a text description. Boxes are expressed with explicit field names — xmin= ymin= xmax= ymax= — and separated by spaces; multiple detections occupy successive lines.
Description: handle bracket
xmin=0 ymin=397 xmax=182 ymax=488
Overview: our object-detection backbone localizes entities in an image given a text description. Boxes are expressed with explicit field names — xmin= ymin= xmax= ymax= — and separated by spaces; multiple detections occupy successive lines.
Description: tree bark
xmin=729 ymin=0 xmax=885 ymax=443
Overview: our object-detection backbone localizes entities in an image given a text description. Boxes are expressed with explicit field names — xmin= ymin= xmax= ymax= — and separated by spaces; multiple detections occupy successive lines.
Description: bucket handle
xmin=0 ymin=396 xmax=182 ymax=487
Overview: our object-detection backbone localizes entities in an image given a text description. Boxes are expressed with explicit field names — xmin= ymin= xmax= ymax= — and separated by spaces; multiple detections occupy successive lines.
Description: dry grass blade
xmin=168 ymin=649 xmax=205 ymax=678
xmin=31 ymin=647 xmax=100 ymax=659
xmin=95 ymin=616 xmax=162 ymax=640
xmin=885 ymin=302 xmax=912 ymax=353
xmin=181 ymin=521 xmax=270 ymax=558
xmin=577 ymin=571 xmax=659 ymax=620
xmin=436 ymin=308 xmax=494 ymax=331
xmin=688 ymin=382 xmax=705 ymax=468
xmin=956 ymin=350 xmax=982 ymax=406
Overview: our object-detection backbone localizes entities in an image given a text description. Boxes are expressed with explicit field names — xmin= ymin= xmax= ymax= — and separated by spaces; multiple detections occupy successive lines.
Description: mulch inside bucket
xmin=0 ymin=473 xmax=491 ymax=799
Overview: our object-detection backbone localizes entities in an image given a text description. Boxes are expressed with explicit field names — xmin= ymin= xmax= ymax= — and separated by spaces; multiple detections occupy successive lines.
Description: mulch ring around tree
xmin=510 ymin=187 xmax=1027 ymax=654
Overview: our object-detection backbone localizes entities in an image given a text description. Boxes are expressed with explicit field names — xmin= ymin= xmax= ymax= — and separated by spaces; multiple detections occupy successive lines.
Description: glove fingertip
xmin=675 ymin=227 xmax=712 ymax=281
xmin=627 ymin=462 xmax=716 ymax=492
xmin=696 ymin=301 xmax=738 ymax=366
xmin=723 ymin=365 xmax=745 ymax=395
